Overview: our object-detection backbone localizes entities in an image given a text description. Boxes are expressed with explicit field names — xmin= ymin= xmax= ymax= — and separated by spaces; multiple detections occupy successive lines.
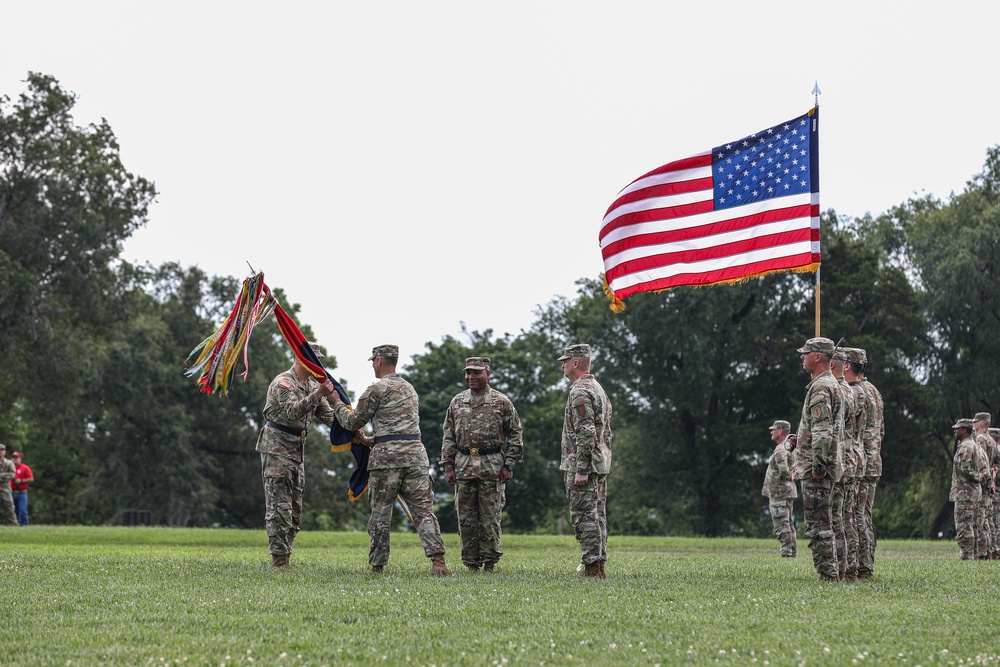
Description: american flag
xmin=601 ymin=108 xmax=820 ymax=305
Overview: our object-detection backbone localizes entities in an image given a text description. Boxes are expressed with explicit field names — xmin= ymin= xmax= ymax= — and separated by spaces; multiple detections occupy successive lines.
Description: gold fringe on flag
xmin=602 ymin=263 xmax=821 ymax=312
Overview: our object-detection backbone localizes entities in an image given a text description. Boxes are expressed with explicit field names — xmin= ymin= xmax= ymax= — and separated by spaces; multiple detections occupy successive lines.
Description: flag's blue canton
xmin=712 ymin=112 xmax=813 ymax=211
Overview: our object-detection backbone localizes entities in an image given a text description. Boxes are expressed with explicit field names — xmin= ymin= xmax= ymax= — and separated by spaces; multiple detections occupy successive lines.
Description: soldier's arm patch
xmin=278 ymin=381 xmax=292 ymax=390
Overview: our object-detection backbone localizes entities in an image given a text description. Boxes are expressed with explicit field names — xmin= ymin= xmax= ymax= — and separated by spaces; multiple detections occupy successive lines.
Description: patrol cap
xmin=974 ymin=412 xmax=992 ymax=425
xmin=952 ymin=418 xmax=974 ymax=430
xmin=464 ymin=356 xmax=491 ymax=371
xmin=368 ymin=344 xmax=399 ymax=361
xmin=832 ymin=349 xmax=847 ymax=362
xmin=989 ymin=428 xmax=1000 ymax=436
xmin=768 ymin=420 xmax=791 ymax=432
xmin=844 ymin=347 xmax=867 ymax=365
xmin=307 ymin=341 xmax=324 ymax=358
xmin=558 ymin=343 xmax=591 ymax=361
xmin=0 ymin=443 xmax=5 ymax=451
xmin=796 ymin=337 xmax=836 ymax=355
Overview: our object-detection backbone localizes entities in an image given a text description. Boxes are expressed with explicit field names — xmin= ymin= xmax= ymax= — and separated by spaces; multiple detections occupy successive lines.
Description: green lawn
xmin=1 ymin=527 xmax=998 ymax=666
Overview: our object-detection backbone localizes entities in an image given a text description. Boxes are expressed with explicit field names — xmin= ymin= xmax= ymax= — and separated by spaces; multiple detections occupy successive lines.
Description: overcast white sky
xmin=4 ymin=1 xmax=999 ymax=396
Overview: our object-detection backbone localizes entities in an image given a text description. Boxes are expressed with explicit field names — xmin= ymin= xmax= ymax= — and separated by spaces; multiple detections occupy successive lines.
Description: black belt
xmin=373 ymin=433 xmax=421 ymax=444
xmin=265 ymin=420 xmax=307 ymax=438
xmin=458 ymin=446 xmax=501 ymax=456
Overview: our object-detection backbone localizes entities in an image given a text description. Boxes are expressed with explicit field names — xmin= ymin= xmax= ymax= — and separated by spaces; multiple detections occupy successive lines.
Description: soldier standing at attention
xmin=256 ymin=342 xmax=338 ymax=568
xmin=951 ymin=418 xmax=986 ymax=560
xmin=972 ymin=413 xmax=997 ymax=560
xmin=842 ymin=349 xmax=869 ymax=581
xmin=440 ymin=356 xmax=523 ymax=572
xmin=855 ymin=348 xmax=884 ymax=579
xmin=762 ymin=420 xmax=797 ymax=557
xmin=830 ymin=350 xmax=852 ymax=579
xmin=792 ymin=337 xmax=843 ymax=582
xmin=989 ymin=427 xmax=1000 ymax=559
xmin=0 ymin=444 xmax=17 ymax=526
xmin=329 ymin=344 xmax=453 ymax=576
xmin=559 ymin=344 xmax=613 ymax=579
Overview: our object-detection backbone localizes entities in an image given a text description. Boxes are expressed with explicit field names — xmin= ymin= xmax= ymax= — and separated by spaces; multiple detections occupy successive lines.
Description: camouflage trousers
xmin=455 ymin=477 xmax=506 ymax=567
xmin=955 ymin=499 xmax=978 ymax=560
xmin=0 ymin=491 xmax=16 ymax=526
xmin=975 ymin=495 xmax=992 ymax=560
xmin=993 ymin=497 xmax=1000 ymax=558
xmin=801 ymin=478 xmax=838 ymax=578
xmin=261 ymin=453 xmax=303 ymax=556
xmin=565 ymin=471 xmax=608 ymax=566
xmin=832 ymin=480 xmax=847 ymax=576
xmin=368 ymin=466 xmax=445 ymax=567
xmin=857 ymin=477 xmax=878 ymax=573
xmin=768 ymin=498 xmax=796 ymax=556
xmin=843 ymin=478 xmax=861 ymax=575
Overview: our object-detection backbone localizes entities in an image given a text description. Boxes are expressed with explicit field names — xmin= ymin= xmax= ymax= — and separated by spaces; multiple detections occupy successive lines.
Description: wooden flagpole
xmin=815 ymin=266 xmax=821 ymax=337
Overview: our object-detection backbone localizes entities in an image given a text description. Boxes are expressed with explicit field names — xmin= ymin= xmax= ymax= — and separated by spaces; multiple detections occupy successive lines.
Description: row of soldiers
xmin=762 ymin=340 xmax=884 ymax=581
xmin=950 ymin=414 xmax=1000 ymax=560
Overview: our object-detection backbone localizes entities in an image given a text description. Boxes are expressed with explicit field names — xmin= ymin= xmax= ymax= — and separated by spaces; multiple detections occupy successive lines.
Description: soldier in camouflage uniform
xmin=441 ymin=356 xmax=523 ymax=572
xmin=762 ymin=420 xmax=797 ymax=557
xmin=842 ymin=349 xmax=868 ymax=581
xmin=854 ymin=348 xmax=883 ymax=579
xmin=989 ymin=427 xmax=1000 ymax=559
xmin=792 ymin=337 xmax=843 ymax=582
xmin=256 ymin=342 xmax=339 ymax=568
xmin=951 ymin=418 xmax=987 ymax=560
xmin=0 ymin=444 xmax=18 ymax=526
xmin=559 ymin=344 xmax=613 ymax=579
xmin=330 ymin=344 xmax=452 ymax=576
xmin=972 ymin=413 xmax=997 ymax=559
xmin=830 ymin=351 xmax=852 ymax=578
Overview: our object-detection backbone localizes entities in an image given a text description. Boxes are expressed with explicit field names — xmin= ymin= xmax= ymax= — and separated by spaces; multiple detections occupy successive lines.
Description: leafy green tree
xmin=0 ymin=72 xmax=156 ymax=521
xmin=872 ymin=146 xmax=1000 ymax=536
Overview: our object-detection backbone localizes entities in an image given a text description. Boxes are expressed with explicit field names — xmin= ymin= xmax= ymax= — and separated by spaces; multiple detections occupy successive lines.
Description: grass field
xmin=1 ymin=527 xmax=998 ymax=666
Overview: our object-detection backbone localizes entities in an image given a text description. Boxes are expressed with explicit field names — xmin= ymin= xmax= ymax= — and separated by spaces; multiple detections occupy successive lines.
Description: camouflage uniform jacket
xmin=559 ymin=374 xmax=613 ymax=476
xmin=974 ymin=431 xmax=998 ymax=494
xmin=836 ymin=377 xmax=855 ymax=478
xmin=847 ymin=382 xmax=868 ymax=479
xmin=951 ymin=436 xmax=985 ymax=502
xmin=762 ymin=437 xmax=797 ymax=500
xmin=256 ymin=367 xmax=337 ymax=463
xmin=861 ymin=379 xmax=884 ymax=477
xmin=0 ymin=458 xmax=14 ymax=501
xmin=334 ymin=373 xmax=429 ymax=470
xmin=440 ymin=388 xmax=524 ymax=481
xmin=794 ymin=370 xmax=843 ymax=481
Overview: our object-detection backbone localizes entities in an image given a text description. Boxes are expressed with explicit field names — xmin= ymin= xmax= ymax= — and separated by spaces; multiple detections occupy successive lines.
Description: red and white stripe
xmin=601 ymin=153 xmax=820 ymax=300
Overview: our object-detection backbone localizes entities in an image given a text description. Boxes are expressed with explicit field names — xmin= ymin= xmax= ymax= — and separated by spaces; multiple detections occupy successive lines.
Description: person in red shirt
xmin=10 ymin=452 xmax=33 ymax=526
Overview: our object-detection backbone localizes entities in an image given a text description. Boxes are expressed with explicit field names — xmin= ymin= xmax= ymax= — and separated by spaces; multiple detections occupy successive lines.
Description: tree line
xmin=3 ymin=73 xmax=997 ymax=538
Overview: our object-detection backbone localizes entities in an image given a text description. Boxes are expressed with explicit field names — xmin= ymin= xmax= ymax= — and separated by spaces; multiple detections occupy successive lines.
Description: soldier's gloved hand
xmin=445 ymin=469 xmax=456 ymax=486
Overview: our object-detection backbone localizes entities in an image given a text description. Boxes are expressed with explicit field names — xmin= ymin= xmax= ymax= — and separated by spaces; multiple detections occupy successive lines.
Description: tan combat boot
xmin=597 ymin=561 xmax=606 ymax=578
xmin=580 ymin=562 xmax=604 ymax=578
xmin=371 ymin=565 xmax=384 ymax=574
xmin=430 ymin=554 xmax=453 ymax=577
xmin=270 ymin=554 xmax=290 ymax=569
xmin=482 ymin=562 xmax=495 ymax=573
